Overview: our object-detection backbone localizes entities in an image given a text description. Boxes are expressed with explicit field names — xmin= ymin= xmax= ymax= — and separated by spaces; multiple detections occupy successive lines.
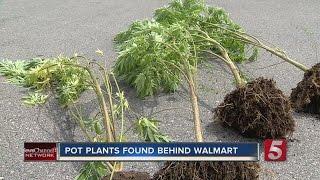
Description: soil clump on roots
xmin=153 ymin=161 xmax=260 ymax=180
xmin=215 ymin=77 xmax=295 ymax=138
xmin=290 ymin=63 xmax=320 ymax=114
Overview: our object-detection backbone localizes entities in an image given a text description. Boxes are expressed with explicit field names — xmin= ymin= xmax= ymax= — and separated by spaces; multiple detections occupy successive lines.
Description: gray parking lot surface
xmin=0 ymin=0 xmax=319 ymax=179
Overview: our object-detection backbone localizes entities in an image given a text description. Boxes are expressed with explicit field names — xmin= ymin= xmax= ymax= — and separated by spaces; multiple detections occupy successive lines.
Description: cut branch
xmin=202 ymin=22 xmax=309 ymax=72
xmin=192 ymin=29 xmax=246 ymax=87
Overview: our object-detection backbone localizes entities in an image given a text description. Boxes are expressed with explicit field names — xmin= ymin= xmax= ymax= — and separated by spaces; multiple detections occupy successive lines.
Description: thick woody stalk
xmin=221 ymin=51 xmax=246 ymax=87
xmin=160 ymin=41 xmax=205 ymax=142
xmin=187 ymin=71 xmax=203 ymax=142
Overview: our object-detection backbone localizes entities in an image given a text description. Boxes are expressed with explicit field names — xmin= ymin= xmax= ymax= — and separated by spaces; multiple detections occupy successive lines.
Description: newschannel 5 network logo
xmin=24 ymin=140 xmax=287 ymax=162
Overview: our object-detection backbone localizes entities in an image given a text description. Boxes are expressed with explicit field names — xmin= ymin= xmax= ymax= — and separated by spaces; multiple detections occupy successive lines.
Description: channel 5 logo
xmin=264 ymin=139 xmax=287 ymax=161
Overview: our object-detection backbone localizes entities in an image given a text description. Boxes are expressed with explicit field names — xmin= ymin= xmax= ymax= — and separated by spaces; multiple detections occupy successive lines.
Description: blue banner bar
xmin=58 ymin=142 xmax=259 ymax=161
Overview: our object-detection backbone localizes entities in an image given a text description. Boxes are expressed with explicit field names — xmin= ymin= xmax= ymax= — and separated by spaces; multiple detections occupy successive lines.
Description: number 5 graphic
xmin=264 ymin=139 xmax=287 ymax=161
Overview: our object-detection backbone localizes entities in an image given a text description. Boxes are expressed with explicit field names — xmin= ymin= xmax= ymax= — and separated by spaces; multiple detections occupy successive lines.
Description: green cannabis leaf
xmin=0 ymin=56 xmax=90 ymax=106
xmin=1 ymin=55 xmax=150 ymax=178
xmin=136 ymin=117 xmax=171 ymax=142
xmin=75 ymin=162 xmax=109 ymax=180
xmin=114 ymin=0 xmax=257 ymax=98
xmin=114 ymin=20 xmax=194 ymax=97
xmin=0 ymin=58 xmax=41 ymax=85
xmin=22 ymin=92 xmax=48 ymax=106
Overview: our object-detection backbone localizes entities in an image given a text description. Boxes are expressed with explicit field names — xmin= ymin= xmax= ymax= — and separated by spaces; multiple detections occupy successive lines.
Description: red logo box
xmin=24 ymin=142 xmax=57 ymax=161
xmin=264 ymin=139 xmax=287 ymax=161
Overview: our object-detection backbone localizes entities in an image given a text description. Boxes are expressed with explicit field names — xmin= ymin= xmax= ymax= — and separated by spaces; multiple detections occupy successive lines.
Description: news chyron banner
xmin=24 ymin=142 xmax=259 ymax=162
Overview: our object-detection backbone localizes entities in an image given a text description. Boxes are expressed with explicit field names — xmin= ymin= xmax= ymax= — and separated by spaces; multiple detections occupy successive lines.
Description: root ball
xmin=153 ymin=161 xmax=260 ymax=180
xmin=215 ymin=77 xmax=295 ymax=138
xmin=290 ymin=63 xmax=320 ymax=114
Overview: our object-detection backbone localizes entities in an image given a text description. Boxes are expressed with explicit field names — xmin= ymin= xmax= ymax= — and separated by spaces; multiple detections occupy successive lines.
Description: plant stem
xmin=114 ymin=162 xmax=123 ymax=172
xmin=221 ymin=51 xmax=246 ymax=87
xmin=159 ymin=40 xmax=205 ymax=142
xmin=85 ymin=67 xmax=114 ymax=143
xmin=258 ymin=43 xmax=308 ymax=72
xmin=187 ymin=72 xmax=203 ymax=142
xmin=36 ymin=60 xmax=119 ymax=175
xmin=89 ymin=62 xmax=117 ymax=138
xmin=70 ymin=106 xmax=94 ymax=142
xmin=38 ymin=63 xmax=115 ymax=142
xmin=202 ymin=22 xmax=309 ymax=72
xmin=102 ymin=70 xmax=117 ymax=139
xmin=192 ymin=29 xmax=245 ymax=87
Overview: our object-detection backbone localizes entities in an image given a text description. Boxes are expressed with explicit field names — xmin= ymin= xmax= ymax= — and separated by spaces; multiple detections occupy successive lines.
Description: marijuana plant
xmin=154 ymin=0 xmax=255 ymax=62
xmin=0 ymin=53 xmax=170 ymax=180
xmin=114 ymin=0 xmax=257 ymax=98
xmin=113 ymin=0 xmax=260 ymax=142
xmin=200 ymin=20 xmax=320 ymax=115
xmin=0 ymin=56 xmax=90 ymax=106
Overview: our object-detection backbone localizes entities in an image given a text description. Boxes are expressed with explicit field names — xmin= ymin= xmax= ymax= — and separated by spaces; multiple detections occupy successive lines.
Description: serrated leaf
xmin=22 ymin=92 xmax=48 ymax=106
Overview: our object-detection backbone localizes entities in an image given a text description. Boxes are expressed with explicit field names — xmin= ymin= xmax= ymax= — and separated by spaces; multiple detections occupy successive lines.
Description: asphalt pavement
xmin=0 ymin=0 xmax=319 ymax=179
